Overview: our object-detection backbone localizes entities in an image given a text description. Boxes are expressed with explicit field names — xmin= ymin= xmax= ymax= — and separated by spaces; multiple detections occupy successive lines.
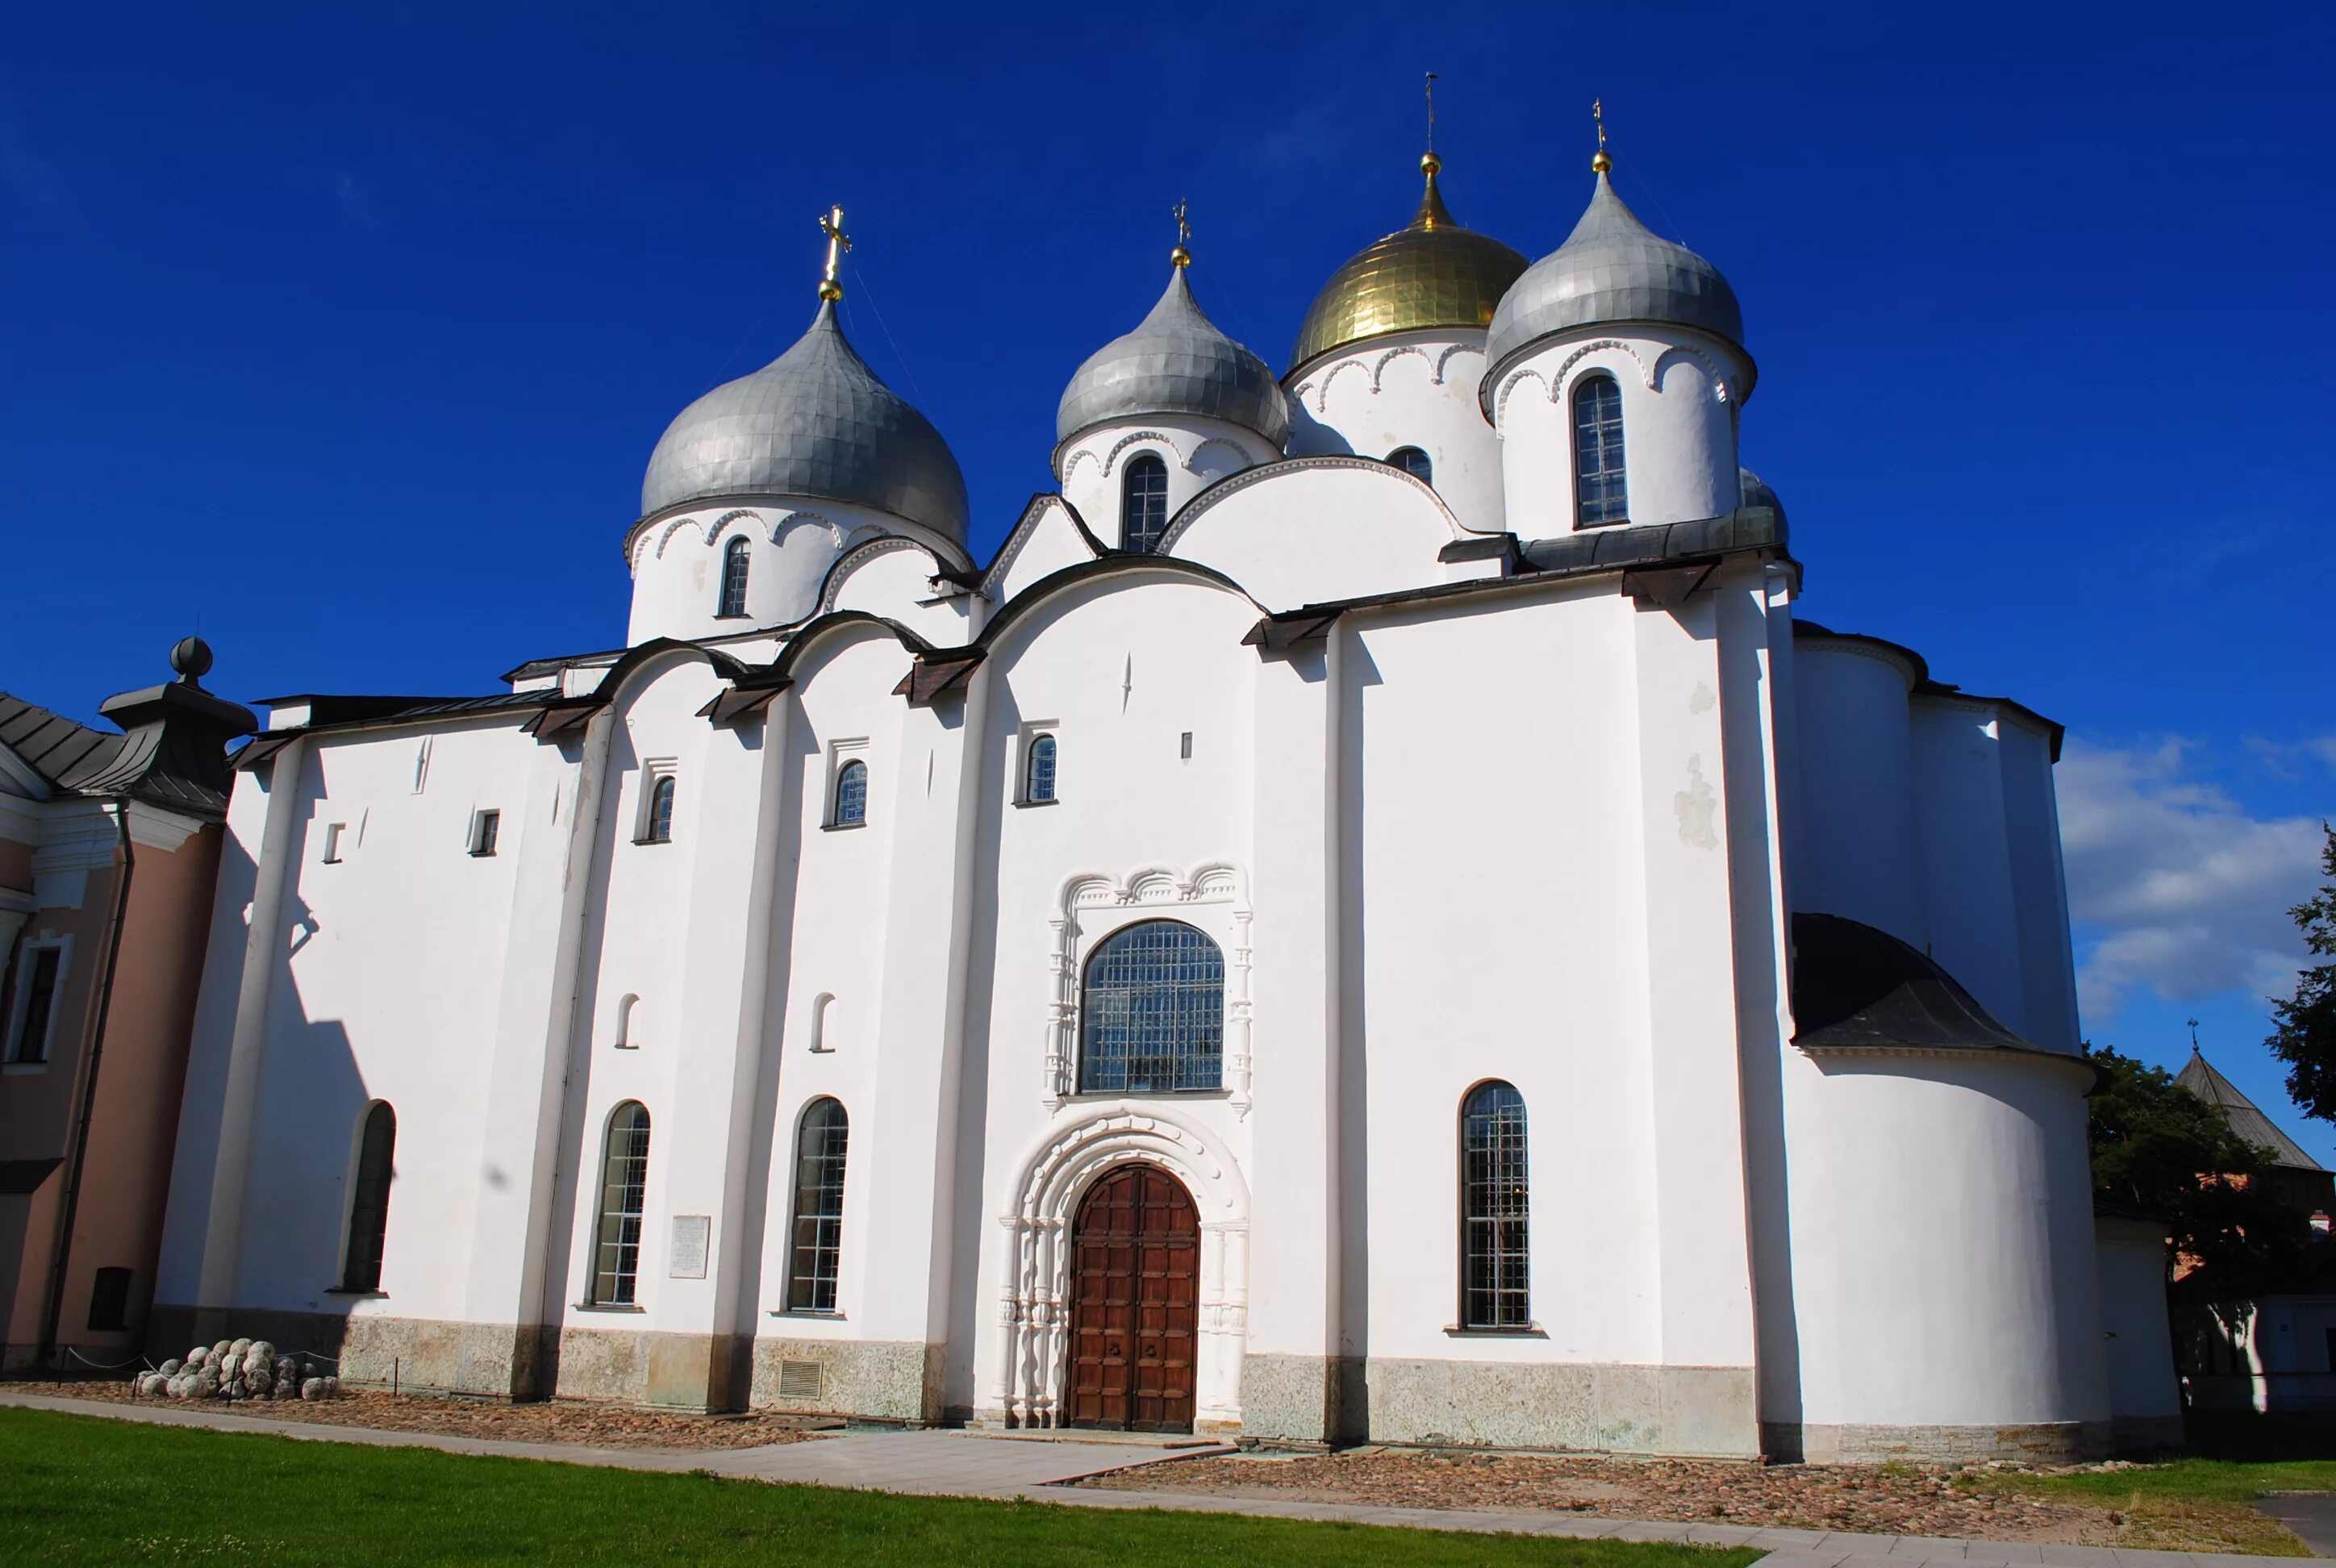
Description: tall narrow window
xmin=340 ymin=1102 xmax=396 ymax=1293
xmin=644 ymin=776 xmax=676 ymax=844
xmin=1122 ymin=453 xmax=1170 ymax=553
xmin=832 ymin=759 xmax=868 ymax=827
xmin=591 ymin=1102 xmax=651 ymax=1306
xmin=1572 ymin=374 xmax=1628 ymax=526
xmin=1078 ymin=920 xmax=1224 ymax=1094
xmin=1460 ymin=1081 xmax=1530 ymax=1329
xmin=1025 ymin=734 xmax=1057 ymax=803
xmin=1387 ymin=445 xmax=1433 ymax=484
xmin=718 ymin=536 xmax=752 ymax=618
xmin=786 ymin=1098 xmax=849 ymax=1312
xmin=10 ymin=947 xmax=62 ymax=1064
xmin=86 ymin=1267 xmax=132 ymax=1332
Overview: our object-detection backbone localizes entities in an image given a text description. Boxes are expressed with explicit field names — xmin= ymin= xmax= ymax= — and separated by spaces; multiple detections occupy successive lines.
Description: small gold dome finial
xmin=1591 ymin=98 xmax=1612 ymax=173
xmin=1170 ymin=198 xmax=1192 ymax=268
xmin=817 ymin=204 xmax=851 ymax=301
xmin=1420 ymin=150 xmax=1442 ymax=177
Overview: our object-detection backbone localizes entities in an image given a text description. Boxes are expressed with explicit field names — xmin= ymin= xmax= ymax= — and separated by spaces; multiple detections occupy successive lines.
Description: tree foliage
xmin=2085 ymin=1044 xmax=2309 ymax=1288
xmin=2268 ymin=823 xmax=2336 ymax=1124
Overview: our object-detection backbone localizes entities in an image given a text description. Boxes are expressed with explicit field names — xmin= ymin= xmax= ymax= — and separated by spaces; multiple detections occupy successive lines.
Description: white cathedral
xmin=152 ymin=142 xmax=2178 ymax=1462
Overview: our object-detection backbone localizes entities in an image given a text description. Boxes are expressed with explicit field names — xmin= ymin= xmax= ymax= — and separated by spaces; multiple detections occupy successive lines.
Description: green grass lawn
xmin=0 ymin=1407 xmax=1759 ymax=1567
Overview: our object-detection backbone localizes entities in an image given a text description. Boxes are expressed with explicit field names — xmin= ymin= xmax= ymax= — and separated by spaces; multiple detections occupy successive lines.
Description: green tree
xmin=2268 ymin=823 xmax=2336 ymax=1122
xmin=2085 ymin=1043 xmax=2309 ymax=1287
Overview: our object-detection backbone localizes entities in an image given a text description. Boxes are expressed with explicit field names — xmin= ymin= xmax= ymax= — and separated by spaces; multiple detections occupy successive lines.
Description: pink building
xmin=0 ymin=640 xmax=253 ymax=1370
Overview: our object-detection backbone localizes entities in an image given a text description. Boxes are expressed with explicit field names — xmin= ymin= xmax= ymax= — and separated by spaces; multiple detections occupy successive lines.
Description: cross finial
xmin=1425 ymin=72 xmax=1437 ymax=154
xmin=2188 ymin=1018 xmax=2202 ymax=1054
xmin=1170 ymin=199 xmax=1191 ymax=268
xmin=817 ymin=204 xmax=851 ymax=302
xmin=1591 ymin=98 xmax=1612 ymax=174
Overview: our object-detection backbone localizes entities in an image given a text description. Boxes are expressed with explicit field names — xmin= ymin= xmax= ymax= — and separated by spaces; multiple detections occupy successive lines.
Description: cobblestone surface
xmin=1 ymin=1380 xmax=829 ymax=1453
xmin=1087 ymin=1449 xmax=2259 ymax=1550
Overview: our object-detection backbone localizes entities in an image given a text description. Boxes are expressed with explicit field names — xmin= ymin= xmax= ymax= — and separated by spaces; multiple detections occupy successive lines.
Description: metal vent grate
xmin=776 ymin=1359 xmax=822 ymax=1400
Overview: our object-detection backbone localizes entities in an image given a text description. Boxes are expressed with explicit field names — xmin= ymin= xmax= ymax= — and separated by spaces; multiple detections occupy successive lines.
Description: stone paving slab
xmin=0 ymin=1389 xmax=2315 ymax=1568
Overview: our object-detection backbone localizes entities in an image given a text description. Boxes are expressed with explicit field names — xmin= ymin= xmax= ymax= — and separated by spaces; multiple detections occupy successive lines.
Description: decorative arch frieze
xmin=1187 ymin=436 xmax=1253 ymax=477
xmin=652 ymin=515 xmax=703 ymax=560
xmin=1152 ymin=454 xmax=1458 ymax=557
xmin=706 ymin=507 xmax=761 ymax=545
xmin=992 ymin=1101 xmax=1251 ymax=1428
xmin=1306 ymin=356 xmax=1372 ymax=413
xmin=1101 ymin=427 xmax=1185 ymax=477
xmin=816 ymin=533 xmax=933 ymax=616
xmin=1044 ymin=861 xmax=1253 ymax=1116
xmin=1434 ymin=340 xmax=1485 ymax=385
xmin=1369 ymin=343 xmax=1433 ymax=391
xmin=1651 ymin=342 xmax=1733 ymax=404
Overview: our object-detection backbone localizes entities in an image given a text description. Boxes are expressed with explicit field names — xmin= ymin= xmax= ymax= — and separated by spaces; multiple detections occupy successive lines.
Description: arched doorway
xmin=1066 ymin=1162 xmax=1197 ymax=1432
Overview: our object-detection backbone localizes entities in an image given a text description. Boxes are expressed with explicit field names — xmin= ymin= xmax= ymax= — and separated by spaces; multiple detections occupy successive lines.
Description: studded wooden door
xmin=1066 ymin=1162 xmax=1198 ymax=1432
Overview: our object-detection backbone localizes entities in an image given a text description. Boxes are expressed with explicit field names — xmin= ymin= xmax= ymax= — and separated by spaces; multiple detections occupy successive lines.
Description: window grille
xmin=592 ymin=1102 xmax=651 ymax=1306
xmin=11 ymin=947 xmax=61 ymax=1063
xmin=644 ymin=776 xmax=676 ymax=844
xmin=787 ymin=1099 xmax=849 ymax=1312
xmin=1025 ymin=734 xmax=1057 ymax=803
xmin=1078 ymin=920 xmax=1224 ymax=1095
xmin=1387 ymin=446 xmax=1433 ymax=484
xmin=718 ymin=536 xmax=752 ymax=617
xmin=340 ymin=1102 xmax=396 ymax=1293
xmin=86 ymin=1266 xmax=131 ymax=1332
xmin=1460 ymin=1080 xmax=1530 ymax=1329
xmin=1573 ymin=375 xmax=1628 ymax=525
xmin=1122 ymin=454 xmax=1170 ymax=553
xmin=832 ymin=759 xmax=868 ymax=826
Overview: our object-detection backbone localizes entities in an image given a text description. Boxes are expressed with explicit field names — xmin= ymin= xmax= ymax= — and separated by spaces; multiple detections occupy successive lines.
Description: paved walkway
xmin=2257 ymin=1494 xmax=2336 ymax=1558
xmin=0 ymin=1390 xmax=2308 ymax=1567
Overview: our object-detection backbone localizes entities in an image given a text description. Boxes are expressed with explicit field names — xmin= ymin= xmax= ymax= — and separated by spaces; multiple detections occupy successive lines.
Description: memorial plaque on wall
xmin=669 ymin=1214 xmax=711 ymax=1279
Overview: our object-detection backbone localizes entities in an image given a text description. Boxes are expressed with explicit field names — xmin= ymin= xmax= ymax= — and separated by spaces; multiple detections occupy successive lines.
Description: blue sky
xmin=4 ymin=4 xmax=2330 ymax=1145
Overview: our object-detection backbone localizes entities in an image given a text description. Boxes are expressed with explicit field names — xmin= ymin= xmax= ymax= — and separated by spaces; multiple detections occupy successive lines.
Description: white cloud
xmin=2058 ymin=737 xmax=2325 ymax=1019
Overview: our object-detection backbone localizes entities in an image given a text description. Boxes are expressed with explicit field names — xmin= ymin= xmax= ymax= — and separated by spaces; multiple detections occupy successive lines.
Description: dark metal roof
xmin=2177 ymin=1051 xmax=2326 ymax=1172
xmin=0 ymin=693 xmax=119 ymax=790
xmin=1 ymin=681 xmax=255 ymax=820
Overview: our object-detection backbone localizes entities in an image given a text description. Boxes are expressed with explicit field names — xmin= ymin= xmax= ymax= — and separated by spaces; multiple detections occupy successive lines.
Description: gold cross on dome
xmin=1171 ymin=199 xmax=1192 ymax=267
xmin=817 ymin=205 xmax=852 ymax=301
xmin=1594 ymin=98 xmax=1606 ymax=148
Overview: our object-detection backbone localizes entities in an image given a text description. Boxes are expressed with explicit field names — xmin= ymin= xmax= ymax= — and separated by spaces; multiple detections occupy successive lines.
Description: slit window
xmin=1122 ymin=453 xmax=1170 ymax=553
xmin=718 ymin=536 xmax=752 ymax=618
xmin=86 ymin=1267 xmax=132 ymax=1332
xmin=786 ymin=1098 xmax=849 ymax=1312
xmin=1460 ymin=1080 xmax=1530 ymax=1329
xmin=1025 ymin=734 xmax=1057 ymax=803
xmin=340 ymin=1102 xmax=396 ymax=1293
xmin=9 ymin=946 xmax=62 ymax=1065
xmin=832 ymin=759 xmax=868 ymax=827
xmin=1572 ymin=374 xmax=1628 ymax=526
xmin=643 ymin=776 xmax=676 ymax=844
xmin=591 ymin=1102 xmax=651 ymax=1306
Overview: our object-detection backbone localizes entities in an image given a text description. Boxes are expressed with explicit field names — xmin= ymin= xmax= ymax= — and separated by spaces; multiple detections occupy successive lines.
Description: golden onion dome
xmin=1288 ymin=154 xmax=1529 ymax=375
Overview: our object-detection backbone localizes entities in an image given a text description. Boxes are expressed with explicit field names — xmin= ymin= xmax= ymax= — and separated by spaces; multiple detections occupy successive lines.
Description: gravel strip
xmin=3 ymin=1379 xmax=828 ymax=1453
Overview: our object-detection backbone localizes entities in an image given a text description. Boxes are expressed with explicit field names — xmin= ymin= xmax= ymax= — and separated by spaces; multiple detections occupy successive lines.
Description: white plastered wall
xmin=1285 ymin=329 xmax=1505 ymax=535
xmin=1163 ymin=461 xmax=1459 ymax=611
xmin=1055 ymin=417 xmax=1279 ymax=553
xmin=624 ymin=500 xmax=966 ymax=644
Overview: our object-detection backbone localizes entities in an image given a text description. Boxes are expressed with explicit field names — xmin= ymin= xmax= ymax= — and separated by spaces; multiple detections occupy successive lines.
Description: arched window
xmin=832 ymin=759 xmax=868 ymax=827
xmin=340 ymin=1102 xmax=395 ymax=1293
xmin=1078 ymin=920 xmax=1224 ymax=1094
xmin=717 ymin=535 xmax=751 ymax=617
xmin=1387 ymin=446 xmax=1433 ymax=484
xmin=1025 ymin=734 xmax=1057 ymax=803
xmin=1121 ymin=453 xmax=1170 ymax=553
xmin=786 ymin=1098 xmax=849 ymax=1312
xmin=1460 ymin=1081 xmax=1530 ymax=1329
xmin=644 ymin=776 xmax=677 ymax=844
xmin=1572 ymin=374 xmax=1628 ymax=526
xmin=591 ymin=1102 xmax=651 ymax=1306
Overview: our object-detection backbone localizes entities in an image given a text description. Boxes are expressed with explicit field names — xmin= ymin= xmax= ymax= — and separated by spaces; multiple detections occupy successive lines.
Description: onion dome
xmin=1056 ymin=262 xmax=1289 ymax=455
xmin=1483 ymin=160 xmax=1746 ymax=410
xmin=641 ymin=300 xmax=969 ymax=542
xmin=1289 ymin=154 xmax=1529 ymax=373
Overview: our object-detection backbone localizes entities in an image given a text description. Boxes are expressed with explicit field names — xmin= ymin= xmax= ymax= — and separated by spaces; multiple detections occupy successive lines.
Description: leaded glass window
xmin=786 ymin=1098 xmax=849 ymax=1312
xmin=340 ymin=1102 xmax=395 ymax=1293
xmin=592 ymin=1102 xmax=651 ymax=1306
xmin=718 ymin=536 xmax=751 ymax=617
xmin=832 ymin=759 xmax=867 ymax=826
xmin=645 ymin=776 xmax=676 ymax=844
xmin=1573 ymin=374 xmax=1627 ymax=525
xmin=1122 ymin=454 xmax=1170 ymax=553
xmin=1026 ymin=734 xmax=1057 ymax=803
xmin=1460 ymin=1081 xmax=1529 ymax=1329
xmin=1387 ymin=446 xmax=1433 ymax=485
xmin=1078 ymin=920 xmax=1223 ymax=1094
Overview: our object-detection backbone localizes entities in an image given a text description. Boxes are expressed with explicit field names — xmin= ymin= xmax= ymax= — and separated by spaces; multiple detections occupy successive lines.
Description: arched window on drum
xmin=1078 ymin=920 xmax=1223 ymax=1094
xmin=1121 ymin=454 xmax=1170 ymax=553
xmin=1458 ymin=1080 xmax=1529 ymax=1329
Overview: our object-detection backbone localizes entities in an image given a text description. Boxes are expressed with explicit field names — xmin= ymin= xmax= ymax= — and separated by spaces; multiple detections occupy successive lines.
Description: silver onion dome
xmin=1483 ymin=168 xmax=1745 ymax=408
xmin=641 ymin=301 xmax=969 ymax=542
xmin=1056 ymin=266 xmax=1290 ymax=456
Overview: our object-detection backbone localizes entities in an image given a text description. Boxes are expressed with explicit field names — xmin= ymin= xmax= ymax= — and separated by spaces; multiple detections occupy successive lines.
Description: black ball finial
xmin=170 ymin=635 xmax=215 ymax=686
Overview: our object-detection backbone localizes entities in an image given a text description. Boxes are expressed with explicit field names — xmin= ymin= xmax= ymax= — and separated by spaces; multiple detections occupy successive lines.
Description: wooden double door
xmin=1065 ymin=1161 xmax=1198 ymax=1432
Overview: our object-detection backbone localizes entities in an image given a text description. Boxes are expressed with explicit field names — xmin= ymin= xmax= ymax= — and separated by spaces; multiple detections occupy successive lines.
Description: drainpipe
xmin=39 ymin=796 xmax=136 ymax=1368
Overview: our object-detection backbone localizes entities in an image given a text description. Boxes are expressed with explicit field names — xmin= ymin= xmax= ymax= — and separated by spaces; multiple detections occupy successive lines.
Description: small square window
xmin=469 ymin=810 xmax=501 ymax=857
xmin=1179 ymin=732 xmax=1193 ymax=761
xmin=322 ymin=822 xmax=346 ymax=863
xmin=86 ymin=1266 xmax=131 ymax=1332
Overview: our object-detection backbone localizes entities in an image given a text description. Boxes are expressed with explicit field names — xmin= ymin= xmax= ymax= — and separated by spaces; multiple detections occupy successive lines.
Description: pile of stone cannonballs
xmin=132 ymin=1338 xmax=345 ymax=1402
